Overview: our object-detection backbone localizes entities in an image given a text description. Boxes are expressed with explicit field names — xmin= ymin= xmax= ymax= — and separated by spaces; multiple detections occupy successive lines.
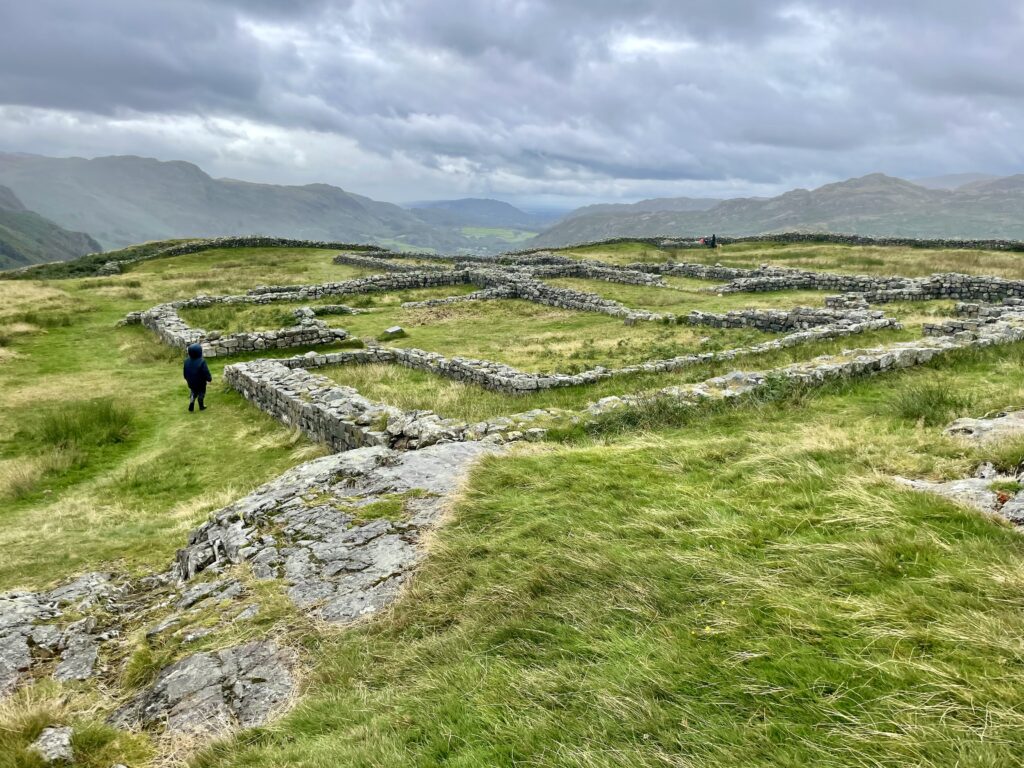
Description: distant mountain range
xmin=0 ymin=153 xmax=478 ymax=254
xmin=561 ymin=196 xmax=722 ymax=221
xmin=0 ymin=184 xmax=100 ymax=270
xmin=530 ymin=173 xmax=1024 ymax=247
xmin=2 ymin=151 xmax=1024 ymax=267
xmin=406 ymin=198 xmax=557 ymax=231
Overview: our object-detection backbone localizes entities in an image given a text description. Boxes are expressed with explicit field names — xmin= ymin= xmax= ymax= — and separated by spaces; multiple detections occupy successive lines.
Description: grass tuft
xmin=22 ymin=399 xmax=135 ymax=451
xmin=888 ymin=380 xmax=975 ymax=426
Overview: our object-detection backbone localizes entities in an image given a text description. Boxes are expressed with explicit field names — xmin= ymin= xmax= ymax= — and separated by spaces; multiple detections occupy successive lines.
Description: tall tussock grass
xmin=1 ymin=399 xmax=136 ymax=501
xmin=23 ymin=399 xmax=135 ymax=450
xmin=888 ymin=380 xmax=974 ymax=426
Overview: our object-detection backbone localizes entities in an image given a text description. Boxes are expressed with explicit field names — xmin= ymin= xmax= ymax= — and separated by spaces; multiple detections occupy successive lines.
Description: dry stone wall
xmin=508 ymin=232 xmax=1024 ymax=257
xmin=332 ymin=252 xmax=450 ymax=273
xmin=123 ymin=302 xmax=349 ymax=358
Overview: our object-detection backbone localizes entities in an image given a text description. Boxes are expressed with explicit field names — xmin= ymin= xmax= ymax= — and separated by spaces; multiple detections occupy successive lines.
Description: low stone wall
xmin=223 ymin=357 xmax=542 ymax=451
xmin=245 ymin=270 xmax=476 ymax=300
xmin=237 ymin=307 xmax=897 ymax=405
xmin=587 ymin=310 xmax=1024 ymax=416
xmin=224 ymin=360 xmax=399 ymax=450
xmin=924 ymin=299 xmax=1024 ymax=336
xmin=307 ymin=304 xmax=366 ymax=316
xmin=685 ymin=306 xmax=891 ymax=333
xmin=332 ymin=252 xmax=449 ymax=273
xmin=224 ymin=308 xmax=1024 ymax=454
xmin=524 ymin=262 xmax=667 ymax=287
xmin=129 ymin=260 xmax=905 ymax=358
xmin=715 ymin=268 xmax=1024 ymax=305
xmin=509 ymin=232 xmax=1024 ymax=257
xmin=401 ymin=286 xmax=518 ymax=308
xmin=123 ymin=303 xmax=349 ymax=357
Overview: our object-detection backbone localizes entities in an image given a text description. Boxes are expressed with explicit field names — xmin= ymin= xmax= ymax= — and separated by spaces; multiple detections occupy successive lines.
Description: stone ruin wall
xmin=508 ymin=232 xmax=1024 ymax=257
xmin=123 ymin=303 xmax=350 ymax=358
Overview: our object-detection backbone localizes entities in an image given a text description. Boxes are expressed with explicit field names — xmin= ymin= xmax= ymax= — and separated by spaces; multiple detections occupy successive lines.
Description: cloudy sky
xmin=1 ymin=0 xmax=1022 ymax=207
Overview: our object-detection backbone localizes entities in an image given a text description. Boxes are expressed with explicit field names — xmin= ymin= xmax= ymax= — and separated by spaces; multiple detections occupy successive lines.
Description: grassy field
xmin=461 ymin=226 xmax=538 ymax=243
xmin=4 ymin=240 xmax=1024 ymax=767
xmin=192 ymin=347 xmax=1024 ymax=768
xmin=559 ymin=239 xmax=1024 ymax=278
xmin=317 ymin=324 xmax=915 ymax=423
xmin=545 ymin=276 xmax=832 ymax=313
xmin=183 ymin=296 xmax=780 ymax=373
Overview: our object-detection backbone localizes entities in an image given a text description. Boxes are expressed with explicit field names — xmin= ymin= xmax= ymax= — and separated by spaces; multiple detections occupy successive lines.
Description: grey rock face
xmin=946 ymin=409 xmax=1024 ymax=445
xmin=175 ymin=442 xmax=499 ymax=622
xmin=0 ymin=573 xmax=113 ymax=694
xmin=114 ymin=641 xmax=295 ymax=735
xmin=895 ymin=471 xmax=1024 ymax=527
xmin=29 ymin=726 xmax=74 ymax=763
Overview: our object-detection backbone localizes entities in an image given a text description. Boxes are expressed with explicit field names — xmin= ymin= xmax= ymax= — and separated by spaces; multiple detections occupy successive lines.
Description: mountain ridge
xmin=0 ymin=153 xmax=466 ymax=252
xmin=0 ymin=184 xmax=102 ymax=269
xmin=530 ymin=173 xmax=1024 ymax=246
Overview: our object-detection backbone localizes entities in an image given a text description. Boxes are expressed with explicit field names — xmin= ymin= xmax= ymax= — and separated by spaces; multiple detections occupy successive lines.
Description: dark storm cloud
xmin=1 ymin=0 xmax=1022 ymax=200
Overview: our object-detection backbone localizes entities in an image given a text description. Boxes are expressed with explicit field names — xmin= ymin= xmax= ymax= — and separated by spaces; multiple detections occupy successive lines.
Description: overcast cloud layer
xmin=1 ymin=0 xmax=1022 ymax=206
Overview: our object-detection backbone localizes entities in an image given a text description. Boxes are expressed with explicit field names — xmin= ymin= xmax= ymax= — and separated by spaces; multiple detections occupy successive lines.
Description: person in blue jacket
xmin=183 ymin=343 xmax=212 ymax=412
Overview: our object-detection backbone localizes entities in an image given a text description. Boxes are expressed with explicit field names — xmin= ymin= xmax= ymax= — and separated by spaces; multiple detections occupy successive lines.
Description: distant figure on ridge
xmin=183 ymin=342 xmax=212 ymax=412
xmin=710 ymin=233 xmax=717 ymax=248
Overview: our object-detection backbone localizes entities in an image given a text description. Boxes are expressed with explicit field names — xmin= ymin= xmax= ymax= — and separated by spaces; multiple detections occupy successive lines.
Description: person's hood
xmin=187 ymin=343 xmax=203 ymax=359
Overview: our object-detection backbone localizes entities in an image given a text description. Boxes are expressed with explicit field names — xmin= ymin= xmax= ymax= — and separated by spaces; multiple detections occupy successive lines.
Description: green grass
xmin=8 ymin=242 xmax=1024 ymax=766
xmin=128 ymin=246 xmax=376 ymax=298
xmin=683 ymin=241 xmax=1024 ymax=279
xmin=191 ymin=345 xmax=1024 ymax=767
xmin=0 ymin=278 xmax=332 ymax=590
xmin=461 ymin=226 xmax=538 ymax=243
xmin=887 ymin=381 xmax=976 ymax=426
xmin=21 ymin=398 xmax=135 ymax=450
xmin=185 ymin=296 xmax=782 ymax=373
xmin=545 ymin=276 xmax=832 ymax=314
xmin=317 ymin=327 xmax=914 ymax=423
xmin=558 ymin=240 xmax=676 ymax=264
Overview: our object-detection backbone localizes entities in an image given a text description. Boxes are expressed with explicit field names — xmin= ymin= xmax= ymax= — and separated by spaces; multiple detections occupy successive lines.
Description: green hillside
xmin=0 ymin=185 xmax=101 ymax=269
xmin=2 ymin=240 xmax=1024 ymax=766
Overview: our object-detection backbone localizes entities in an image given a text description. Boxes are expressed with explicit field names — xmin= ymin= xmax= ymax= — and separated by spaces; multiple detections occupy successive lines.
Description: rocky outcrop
xmin=1 ymin=442 xmax=501 ymax=741
xmin=174 ymin=442 xmax=501 ymax=621
xmin=28 ymin=726 xmax=74 ymax=763
xmin=945 ymin=409 xmax=1024 ymax=445
xmin=0 ymin=572 xmax=114 ymax=695
xmin=113 ymin=641 xmax=296 ymax=736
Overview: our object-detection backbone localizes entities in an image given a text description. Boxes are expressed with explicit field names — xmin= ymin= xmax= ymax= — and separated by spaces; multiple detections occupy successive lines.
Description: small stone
xmin=232 ymin=605 xmax=260 ymax=622
xmin=29 ymin=726 xmax=74 ymax=763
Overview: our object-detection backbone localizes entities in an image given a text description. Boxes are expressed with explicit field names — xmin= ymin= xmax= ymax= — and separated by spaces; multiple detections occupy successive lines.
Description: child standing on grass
xmin=183 ymin=342 xmax=212 ymax=412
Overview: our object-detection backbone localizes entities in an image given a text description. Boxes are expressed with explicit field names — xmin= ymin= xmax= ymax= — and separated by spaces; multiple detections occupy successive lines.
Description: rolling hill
xmin=531 ymin=173 xmax=1024 ymax=246
xmin=0 ymin=153 xmax=467 ymax=252
xmin=0 ymin=184 xmax=101 ymax=269
xmin=408 ymin=198 xmax=556 ymax=230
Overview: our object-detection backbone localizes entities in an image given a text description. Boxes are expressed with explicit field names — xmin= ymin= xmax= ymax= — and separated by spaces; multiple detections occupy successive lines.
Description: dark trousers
xmin=189 ymin=386 xmax=206 ymax=408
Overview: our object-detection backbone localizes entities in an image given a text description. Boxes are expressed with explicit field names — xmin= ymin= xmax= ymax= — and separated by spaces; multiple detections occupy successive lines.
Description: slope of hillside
xmin=0 ymin=184 xmax=101 ymax=269
xmin=5 ymin=241 xmax=1024 ymax=766
xmin=532 ymin=174 xmax=1024 ymax=246
xmin=913 ymin=172 xmax=1000 ymax=190
xmin=409 ymin=197 xmax=555 ymax=230
xmin=563 ymin=195 xmax=723 ymax=221
xmin=0 ymin=153 xmax=465 ymax=251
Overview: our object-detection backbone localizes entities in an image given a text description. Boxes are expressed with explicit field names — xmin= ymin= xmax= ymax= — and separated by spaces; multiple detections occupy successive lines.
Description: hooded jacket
xmin=183 ymin=343 xmax=213 ymax=390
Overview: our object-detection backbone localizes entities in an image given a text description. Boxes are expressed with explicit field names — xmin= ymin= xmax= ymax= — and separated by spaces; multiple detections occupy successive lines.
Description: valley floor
xmin=2 ymin=241 xmax=1024 ymax=766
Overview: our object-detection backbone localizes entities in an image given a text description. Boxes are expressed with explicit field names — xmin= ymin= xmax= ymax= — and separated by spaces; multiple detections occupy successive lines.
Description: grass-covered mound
xmin=3 ymin=238 xmax=1024 ymax=766
xmin=195 ymin=351 xmax=1024 ymax=767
